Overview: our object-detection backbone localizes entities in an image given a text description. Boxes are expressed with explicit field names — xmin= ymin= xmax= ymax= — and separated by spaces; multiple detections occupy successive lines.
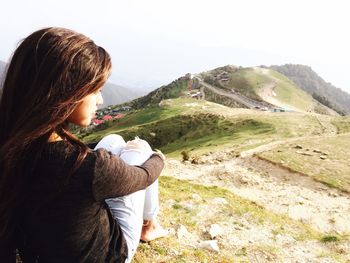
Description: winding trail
xmin=194 ymin=76 xmax=269 ymax=109
xmin=240 ymin=132 xmax=339 ymax=158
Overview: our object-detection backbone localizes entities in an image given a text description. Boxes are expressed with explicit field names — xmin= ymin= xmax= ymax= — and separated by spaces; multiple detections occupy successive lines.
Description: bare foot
xmin=140 ymin=219 xmax=169 ymax=242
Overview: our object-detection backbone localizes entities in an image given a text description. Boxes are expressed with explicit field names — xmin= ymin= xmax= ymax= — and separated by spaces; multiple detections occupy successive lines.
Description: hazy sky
xmin=1 ymin=0 xmax=349 ymax=92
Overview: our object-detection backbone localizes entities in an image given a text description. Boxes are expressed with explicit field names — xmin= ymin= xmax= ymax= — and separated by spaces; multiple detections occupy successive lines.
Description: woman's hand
xmin=125 ymin=137 xmax=165 ymax=162
xmin=153 ymin=149 xmax=166 ymax=162
xmin=125 ymin=137 xmax=152 ymax=152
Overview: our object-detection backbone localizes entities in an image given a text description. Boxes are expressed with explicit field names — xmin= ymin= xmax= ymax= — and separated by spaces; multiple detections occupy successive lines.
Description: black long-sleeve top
xmin=0 ymin=140 xmax=164 ymax=262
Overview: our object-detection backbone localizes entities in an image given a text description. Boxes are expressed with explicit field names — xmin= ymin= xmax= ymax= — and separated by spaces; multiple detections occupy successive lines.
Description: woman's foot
xmin=140 ymin=219 xmax=168 ymax=242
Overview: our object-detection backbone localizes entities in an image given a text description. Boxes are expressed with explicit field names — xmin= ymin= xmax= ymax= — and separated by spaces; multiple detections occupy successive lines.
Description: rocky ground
xmin=161 ymin=147 xmax=350 ymax=262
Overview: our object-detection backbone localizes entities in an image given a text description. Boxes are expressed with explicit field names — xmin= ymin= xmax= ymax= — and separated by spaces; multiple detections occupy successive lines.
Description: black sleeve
xmin=86 ymin=142 xmax=98 ymax=149
xmin=92 ymin=149 xmax=164 ymax=201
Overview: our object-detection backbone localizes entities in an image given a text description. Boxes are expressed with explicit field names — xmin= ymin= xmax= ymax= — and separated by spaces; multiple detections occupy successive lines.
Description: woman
xmin=0 ymin=27 xmax=166 ymax=262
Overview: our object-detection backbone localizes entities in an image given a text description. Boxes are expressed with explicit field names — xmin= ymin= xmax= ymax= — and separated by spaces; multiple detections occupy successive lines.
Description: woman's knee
xmin=120 ymin=138 xmax=153 ymax=165
xmin=123 ymin=137 xmax=152 ymax=155
xmin=94 ymin=134 xmax=126 ymax=155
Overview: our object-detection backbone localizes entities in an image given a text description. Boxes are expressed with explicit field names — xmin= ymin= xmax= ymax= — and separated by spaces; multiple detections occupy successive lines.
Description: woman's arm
xmin=92 ymin=149 xmax=164 ymax=201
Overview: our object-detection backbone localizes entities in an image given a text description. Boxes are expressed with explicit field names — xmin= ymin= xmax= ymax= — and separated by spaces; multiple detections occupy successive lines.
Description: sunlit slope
xmin=82 ymin=98 xmax=349 ymax=158
xmin=200 ymin=66 xmax=334 ymax=114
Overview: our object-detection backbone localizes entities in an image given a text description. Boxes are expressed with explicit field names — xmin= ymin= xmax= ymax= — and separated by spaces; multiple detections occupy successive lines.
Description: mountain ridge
xmin=268 ymin=64 xmax=350 ymax=115
xmin=124 ymin=65 xmax=338 ymax=116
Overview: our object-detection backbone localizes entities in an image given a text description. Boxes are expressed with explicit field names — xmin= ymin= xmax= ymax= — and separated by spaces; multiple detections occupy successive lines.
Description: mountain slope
xmin=269 ymin=64 xmax=350 ymax=115
xmin=124 ymin=75 xmax=191 ymax=109
xmin=0 ymin=60 xmax=6 ymax=82
xmin=82 ymin=97 xmax=349 ymax=156
xmin=101 ymin=82 xmax=142 ymax=108
xmin=0 ymin=60 xmax=6 ymax=77
xmin=198 ymin=65 xmax=336 ymax=115
xmin=115 ymin=65 xmax=336 ymax=115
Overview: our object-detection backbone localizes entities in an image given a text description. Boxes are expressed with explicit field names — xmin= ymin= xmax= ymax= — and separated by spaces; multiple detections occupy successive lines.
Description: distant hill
xmin=0 ymin=60 xmax=6 ymax=80
xmin=0 ymin=60 xmax=6 ymax=75
xmin=119 ymin=65 xmax=337 ymax=115
xmin=268 ymin=64 xmax=350 ymax=115
xmin=198 ymin=65 xmax=337 ymax=115
xmin=100 ymin=82 xmax=142 ymax=108
xmin=124 ymin=75 xmax=191 ymax=109
xmin=0 ymin=60 xmax=140 ymax=106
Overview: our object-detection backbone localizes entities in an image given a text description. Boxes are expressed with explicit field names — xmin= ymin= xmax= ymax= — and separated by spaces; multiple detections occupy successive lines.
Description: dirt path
xmin=240 ymin=132 xmax=340 ymax=158
xmin=240 ymin=138 xmax=301 ymax=158
xmin=194 ymin=76 xmax=268 ymax=109
xmin=165 ymin=155 xmax=350 ymax=234
xmin=257 ymin=80 xmax=303 ymax=113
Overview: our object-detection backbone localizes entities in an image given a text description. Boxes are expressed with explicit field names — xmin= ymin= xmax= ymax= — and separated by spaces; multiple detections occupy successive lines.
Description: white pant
xmin=94 ymin=134 xmax=160 ymax=263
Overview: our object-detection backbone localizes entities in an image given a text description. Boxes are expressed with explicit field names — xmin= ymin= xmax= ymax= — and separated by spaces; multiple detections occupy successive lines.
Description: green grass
xmin=81 ymin=104 xmax=181 ymax=143
xmin=274 ymin=82 xmax=311 ymax=112
xmin=239 ymin=68 xmax=272 ymax=95
xmin=226 ymin=68 xmax=266 ymax=100
xmin=203 ymin=67 xmax=268 ymax=100
xmin=83 ymin=99 xmax=275 ymax=150
xmin=265 ymin=69 xmax=313 ymax=112
xmin=79 ymin=98 xmax=350 ymax=189
xmin=86 ymin=111 xmax=275 ymax=157
xmin=129 ymin=77 xmax=190 ymax=109
xmin=80 ymin=98 xmax=347 ymax=159
xmin=320 ymin=234 xmax=340 ymax=243
xmin=331 ymin=116 xmax=350 ymax=133
xmin=200 ymin=66 xmax=315 ymax=112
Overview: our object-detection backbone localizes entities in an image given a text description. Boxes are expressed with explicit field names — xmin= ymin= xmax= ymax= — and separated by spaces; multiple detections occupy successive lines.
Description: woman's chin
xmin=83 ymin=120 xmax=92 ymax=127
xmin=71 ymin=119 xmax=91 ymax=127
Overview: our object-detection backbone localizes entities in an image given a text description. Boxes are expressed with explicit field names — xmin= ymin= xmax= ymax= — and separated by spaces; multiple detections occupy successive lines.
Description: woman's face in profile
xmin=67 ymin=89 xmax=103 ymax=127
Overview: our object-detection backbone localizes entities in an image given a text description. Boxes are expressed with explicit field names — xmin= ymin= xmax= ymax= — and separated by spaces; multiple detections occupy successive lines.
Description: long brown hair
xmin=0 ymin=27 xmax=111 ymax=241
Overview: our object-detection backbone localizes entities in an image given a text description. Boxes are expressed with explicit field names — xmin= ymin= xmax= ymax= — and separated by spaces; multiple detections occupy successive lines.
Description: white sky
xmin=1 ymin=0 xmax=349 ymax=92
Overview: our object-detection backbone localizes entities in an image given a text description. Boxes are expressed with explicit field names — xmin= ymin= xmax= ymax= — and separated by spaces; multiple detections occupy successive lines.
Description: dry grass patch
xmin=258 ymin=134 xmax=350 ymax=192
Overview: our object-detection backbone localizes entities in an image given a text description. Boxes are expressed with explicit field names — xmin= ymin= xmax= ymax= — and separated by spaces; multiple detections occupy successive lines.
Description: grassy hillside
xmin=120 ymin=75 xmax=191 ymax=110
xmin=200 ymin=65 xmax=264 ymax=100
xmin=269 ymin=64 xmax=350 ymax=115
xmin=265 ymin=68 xmax=314 ymax=112
xmin=81 ymin=98 xmax=349 ymax=159
xmin=258 ymin=133 xmax=350 ymax=193
xmin=82 ymin=96 xmax=350 ymax=198
xmin=201 ymin=66 xmax=324 ymax=112
xmin=199 ymin=65 xmax=321 ymax=113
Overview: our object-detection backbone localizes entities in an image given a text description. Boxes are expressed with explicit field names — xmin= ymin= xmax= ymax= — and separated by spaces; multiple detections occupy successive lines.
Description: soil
xmin=162 ymin=144 xmax=350 ymax=262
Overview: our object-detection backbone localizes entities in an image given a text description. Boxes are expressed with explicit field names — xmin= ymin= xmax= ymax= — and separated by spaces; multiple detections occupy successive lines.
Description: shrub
xmin=320 ymin=234 xmax=339 ymax=243
xmin=181 ymin=150 xmax=190 ymax=162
